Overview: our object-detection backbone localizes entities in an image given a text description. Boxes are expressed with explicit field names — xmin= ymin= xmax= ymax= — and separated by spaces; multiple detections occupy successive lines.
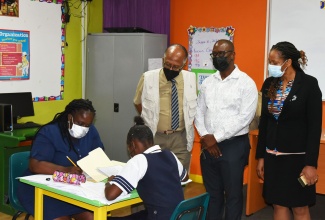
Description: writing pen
xmin=66 ymin=156 xmax=77 ymax=167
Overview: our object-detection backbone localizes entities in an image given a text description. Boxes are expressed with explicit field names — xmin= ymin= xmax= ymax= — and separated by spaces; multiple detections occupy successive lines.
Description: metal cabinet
xmin=85 ymin=33 xmax=167 ymax=162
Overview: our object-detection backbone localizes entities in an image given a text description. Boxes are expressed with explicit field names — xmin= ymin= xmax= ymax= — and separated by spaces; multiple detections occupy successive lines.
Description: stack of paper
xmin=77 ymin=147 xmax=126 ymax=182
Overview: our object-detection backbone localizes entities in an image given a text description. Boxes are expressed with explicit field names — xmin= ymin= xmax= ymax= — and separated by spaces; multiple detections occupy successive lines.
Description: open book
xmin=77 ymin=147 xmax=126 ymax=182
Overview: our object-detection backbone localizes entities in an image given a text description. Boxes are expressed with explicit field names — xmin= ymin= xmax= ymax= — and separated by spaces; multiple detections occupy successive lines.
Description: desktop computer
xmin=0 ymin=104 xmax=13 ymax=132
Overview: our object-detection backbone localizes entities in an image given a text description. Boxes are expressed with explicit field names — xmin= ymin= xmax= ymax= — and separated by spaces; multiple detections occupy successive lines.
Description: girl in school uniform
xmin=105 ymin=116 xmax=188 ymax=220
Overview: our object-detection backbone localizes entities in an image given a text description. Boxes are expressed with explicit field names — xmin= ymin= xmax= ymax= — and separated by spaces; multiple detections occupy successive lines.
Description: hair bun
xmin=134 ymin=116 xmax=145 ymax=125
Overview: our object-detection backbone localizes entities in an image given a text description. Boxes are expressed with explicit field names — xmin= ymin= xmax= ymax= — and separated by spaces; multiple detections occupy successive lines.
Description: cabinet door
xmin=110 ymin=36 xmax=144 ymax=162
xmin=86 ymin=35 xmax=115 ymax=160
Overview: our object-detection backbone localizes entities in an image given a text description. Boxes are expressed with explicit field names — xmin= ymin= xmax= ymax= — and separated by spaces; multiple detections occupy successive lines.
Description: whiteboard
xmin=269 ymin=0 xmax=325 ymax=99
xmin=0 ymin=1 xmax=63 ymax=100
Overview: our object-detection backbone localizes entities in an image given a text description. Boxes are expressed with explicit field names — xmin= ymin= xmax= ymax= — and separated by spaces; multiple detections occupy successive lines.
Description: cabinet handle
xmin=114 ymin=103 xmax=119 ymax=112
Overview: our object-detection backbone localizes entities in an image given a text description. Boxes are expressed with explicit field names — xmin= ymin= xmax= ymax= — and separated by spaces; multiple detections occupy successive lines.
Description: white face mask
xmin=268 ymin=60 xmax=288 ymax=78
xmin=68 ymin=117 xmax=89 ymax=139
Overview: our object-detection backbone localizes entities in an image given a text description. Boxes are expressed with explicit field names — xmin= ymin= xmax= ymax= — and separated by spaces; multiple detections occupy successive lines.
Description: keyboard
xmin=13 ymin=122 xmax=41 ymax=130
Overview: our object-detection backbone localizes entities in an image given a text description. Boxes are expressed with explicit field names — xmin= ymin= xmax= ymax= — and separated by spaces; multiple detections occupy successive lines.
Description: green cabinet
xmin=0 ymin=128 xmax=37 ymax=215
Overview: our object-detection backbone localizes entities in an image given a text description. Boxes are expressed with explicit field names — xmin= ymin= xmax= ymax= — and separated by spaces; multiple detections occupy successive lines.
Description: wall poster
xmin=0 ymin=29 xmax=30 ymax=80
xmin=187 ymin=25 xmax=235 ymax=91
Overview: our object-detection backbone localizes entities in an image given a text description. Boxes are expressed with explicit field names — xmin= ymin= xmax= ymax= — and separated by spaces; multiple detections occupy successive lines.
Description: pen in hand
xmin=66 ymin=156 xmax=77 ymax=167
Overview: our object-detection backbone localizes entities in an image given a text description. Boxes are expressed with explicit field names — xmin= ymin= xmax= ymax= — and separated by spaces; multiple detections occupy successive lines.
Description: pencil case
xmin=52 ymin=170 xmax=86 ymax=185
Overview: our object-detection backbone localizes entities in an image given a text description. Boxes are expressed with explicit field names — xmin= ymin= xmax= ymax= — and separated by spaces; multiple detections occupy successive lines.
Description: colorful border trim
xmin=31 ymin=0 xmax=64 ymax=102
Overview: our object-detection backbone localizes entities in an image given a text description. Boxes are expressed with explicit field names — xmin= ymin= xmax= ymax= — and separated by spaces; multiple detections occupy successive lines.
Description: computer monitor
xmin=0 ymin=92 xmax=34 ymax=124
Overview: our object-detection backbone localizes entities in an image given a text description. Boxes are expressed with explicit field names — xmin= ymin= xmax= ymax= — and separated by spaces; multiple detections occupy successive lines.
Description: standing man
xmin=133 ymin=44 xmax=197 ymax=170
xmin=195 ymin=39 xmax=258 ymax=220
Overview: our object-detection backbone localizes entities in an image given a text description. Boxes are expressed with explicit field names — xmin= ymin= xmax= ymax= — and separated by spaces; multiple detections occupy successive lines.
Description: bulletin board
xmin=187 ymin=25 xmax=235 ymax=91
xmin=268 ymin=0 xmax=325 ymax=99
xmin=0 ymin=0 xmax=65 ymax=101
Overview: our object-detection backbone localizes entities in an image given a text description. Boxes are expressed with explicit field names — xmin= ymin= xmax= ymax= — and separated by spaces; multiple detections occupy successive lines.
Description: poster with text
xmin=0 ymin=29 xmax=30 ymax=80
xmin=188 ymin=26 xmax=234 ymax=92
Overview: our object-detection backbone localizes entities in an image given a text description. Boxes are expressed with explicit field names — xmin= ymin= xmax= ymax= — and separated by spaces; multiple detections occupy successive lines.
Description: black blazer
xmin=256 ymin=70 xmax=322 ymax=167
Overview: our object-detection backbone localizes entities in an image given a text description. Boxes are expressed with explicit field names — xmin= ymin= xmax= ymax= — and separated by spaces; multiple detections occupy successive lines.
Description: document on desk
xmin=19 ymin=174 xmax=131 ymax=205
xmin=77 ymin=147 xmax=126 ymax=182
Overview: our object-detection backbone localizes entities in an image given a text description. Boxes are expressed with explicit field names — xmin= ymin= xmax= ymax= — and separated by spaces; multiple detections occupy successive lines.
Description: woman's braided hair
xmin=267 ymin=41 xmax=308 ymax=101
xmin=127 ymin=116 xmax=153 ymax=146
xmin=32 ymin=99 xmax=96 ymax=154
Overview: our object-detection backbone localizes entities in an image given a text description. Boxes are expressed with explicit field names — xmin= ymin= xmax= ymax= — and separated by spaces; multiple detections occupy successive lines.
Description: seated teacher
xmin=18 ymin=99 xmax=104 ymax=220
xmin=105 ymin=116 xmax=188 ymax=220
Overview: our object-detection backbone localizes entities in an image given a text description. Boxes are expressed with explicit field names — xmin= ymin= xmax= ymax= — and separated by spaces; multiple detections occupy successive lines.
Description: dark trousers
xmin=200 ymin=134 xmax=250 ymax=220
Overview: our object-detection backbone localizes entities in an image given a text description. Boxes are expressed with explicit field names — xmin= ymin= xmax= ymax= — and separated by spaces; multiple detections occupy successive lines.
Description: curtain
xmin=103 ymin=0 xmax=170 ymax=41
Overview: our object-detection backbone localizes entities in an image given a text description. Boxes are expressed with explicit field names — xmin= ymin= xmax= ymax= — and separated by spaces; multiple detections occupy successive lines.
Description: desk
xmin=246 ymin=129 xmax=325 ymax=215
xmin=20 ymin=178 xmax=143 ymax=220
xmin=0 ymin=128 xmax=38 ymax=215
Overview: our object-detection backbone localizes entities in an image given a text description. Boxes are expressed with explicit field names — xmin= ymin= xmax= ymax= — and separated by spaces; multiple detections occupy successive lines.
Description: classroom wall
xmin=21 ymin=5 xmax=83 ymax=124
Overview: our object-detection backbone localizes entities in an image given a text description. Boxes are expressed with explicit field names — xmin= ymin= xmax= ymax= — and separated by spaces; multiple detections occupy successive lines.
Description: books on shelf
xmin=77 ymin=147 xmax=125 ymax=182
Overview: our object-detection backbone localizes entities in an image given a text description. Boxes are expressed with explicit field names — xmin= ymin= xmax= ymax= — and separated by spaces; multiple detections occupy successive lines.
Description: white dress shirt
xmin=195 ymin=65 xmax=258 ymax=143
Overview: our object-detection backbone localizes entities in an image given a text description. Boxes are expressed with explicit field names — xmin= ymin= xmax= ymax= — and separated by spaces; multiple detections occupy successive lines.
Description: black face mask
xmin=213 ymin=57 xmax=230 ymax=72
xmin=163 ymin=67 xmax=180 ymax=81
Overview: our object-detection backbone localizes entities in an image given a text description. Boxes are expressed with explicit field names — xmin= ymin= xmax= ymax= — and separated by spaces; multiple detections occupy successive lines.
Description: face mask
xmin=163 ymin=67 xmax=180 ymax=81
xmin=268 ymin=60 xmax=288 ymax=78
xmin=68 ymin=118 xmax=89 ymax=139
xmin=212 ymin=57 xmax=230 ymax=72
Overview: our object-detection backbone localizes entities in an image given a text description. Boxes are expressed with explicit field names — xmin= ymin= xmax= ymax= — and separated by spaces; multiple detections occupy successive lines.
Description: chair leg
xmin=12 ymin=211 xmax=23 ymax=220
xmin=24 ymin=214 xmax=31 ymax=220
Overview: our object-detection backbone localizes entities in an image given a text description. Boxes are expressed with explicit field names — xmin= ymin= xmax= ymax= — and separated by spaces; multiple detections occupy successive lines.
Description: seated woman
xmin=105 ymin=116 xmax=189 ymax=220
xmin=18 ymin=99 xmax=104 ymax=220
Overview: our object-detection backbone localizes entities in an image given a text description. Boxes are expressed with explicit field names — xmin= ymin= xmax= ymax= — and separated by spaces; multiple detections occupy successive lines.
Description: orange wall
xmin=170 ymin=0 xmax=268 ymax=91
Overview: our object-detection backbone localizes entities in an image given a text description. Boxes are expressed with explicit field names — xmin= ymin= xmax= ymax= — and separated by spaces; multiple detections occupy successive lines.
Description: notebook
xmin=77 ymin=147 xmax=125 ymax=182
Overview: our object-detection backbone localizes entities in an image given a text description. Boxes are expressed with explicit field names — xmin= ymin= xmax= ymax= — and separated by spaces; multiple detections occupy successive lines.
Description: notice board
xmin=187 ymin=25 xmax=235 ymax=91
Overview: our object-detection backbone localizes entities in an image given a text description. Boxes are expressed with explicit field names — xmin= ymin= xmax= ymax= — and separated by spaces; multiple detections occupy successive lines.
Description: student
xmin=105 ymin=116 xmax=188 ymax=220
xmin=18 ymin=99 xmax=104 ymax=220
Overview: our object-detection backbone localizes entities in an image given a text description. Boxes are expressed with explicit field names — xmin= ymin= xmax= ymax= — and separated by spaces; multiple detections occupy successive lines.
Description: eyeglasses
xmin=164 ymin=62 xmax=183 ymax=71
xmin=210 ymin=51 xmax=233 ymax=58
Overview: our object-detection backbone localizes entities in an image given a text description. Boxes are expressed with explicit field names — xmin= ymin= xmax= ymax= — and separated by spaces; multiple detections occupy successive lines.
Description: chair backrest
xmin=8 ymin=151 xmax=30 ymax=212
xmin=170 ymin=192 xmax=210 ymax=220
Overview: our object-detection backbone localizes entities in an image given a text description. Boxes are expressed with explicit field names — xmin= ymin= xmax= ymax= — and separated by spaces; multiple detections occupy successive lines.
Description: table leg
xmin=34 ymin=187 xmax=44 ymax=220
xmin=93 ymin=207 xmax=107 ymax=219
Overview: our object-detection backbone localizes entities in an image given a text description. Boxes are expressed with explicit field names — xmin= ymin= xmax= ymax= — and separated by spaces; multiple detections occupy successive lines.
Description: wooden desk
xmin=246 ymin=129 xmax=325 ymax=215
xmin=20 ymin=178 xmax=143 ymax=220
xmin=0 ymin=128 xmax=38 ymax=215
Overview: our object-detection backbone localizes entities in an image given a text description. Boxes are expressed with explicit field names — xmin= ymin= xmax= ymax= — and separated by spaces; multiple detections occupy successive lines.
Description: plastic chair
xmin=8 ymin=151 xmax=32 ymax=220
xmin=170 ymin=192 xmax=210 ymax=220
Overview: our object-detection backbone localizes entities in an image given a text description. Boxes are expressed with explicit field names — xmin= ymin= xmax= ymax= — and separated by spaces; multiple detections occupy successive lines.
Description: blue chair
xmin=170 ymin=192 xmax=210 ymax=220
xmin=8 ymin=151 xmax=32 ymax=220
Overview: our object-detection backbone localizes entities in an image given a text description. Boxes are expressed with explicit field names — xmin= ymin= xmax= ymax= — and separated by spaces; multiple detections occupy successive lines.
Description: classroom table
xmin=20 ymin=178 xmax=143 ymax=220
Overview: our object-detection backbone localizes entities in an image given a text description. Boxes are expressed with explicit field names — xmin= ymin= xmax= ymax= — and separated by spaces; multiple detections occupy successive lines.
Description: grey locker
xmin=85 ymin=33 xmax=167 ymax=162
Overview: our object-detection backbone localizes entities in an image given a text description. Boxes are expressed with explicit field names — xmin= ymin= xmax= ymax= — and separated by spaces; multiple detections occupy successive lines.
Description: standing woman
xmin=256 ymin=41 xmax=322 ymax=220
xmin=18 ymin=99 xmax=104 ymax=220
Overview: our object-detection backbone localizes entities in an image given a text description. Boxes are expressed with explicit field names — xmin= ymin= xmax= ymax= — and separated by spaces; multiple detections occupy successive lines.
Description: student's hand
xmin=66 ymin=166 xmax=83 ymax=175
xmin=300 ymin=166 xmax=318 ymax=186
xmin=256 ymin=158 xmax=264 ymax=180
xmin=108 ymin=175 xmax=115 ymax=181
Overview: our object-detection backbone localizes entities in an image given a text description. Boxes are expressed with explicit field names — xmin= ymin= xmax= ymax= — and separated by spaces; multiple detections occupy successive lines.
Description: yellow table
xmin=20 ymin=178 xmax=143 ymax=220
